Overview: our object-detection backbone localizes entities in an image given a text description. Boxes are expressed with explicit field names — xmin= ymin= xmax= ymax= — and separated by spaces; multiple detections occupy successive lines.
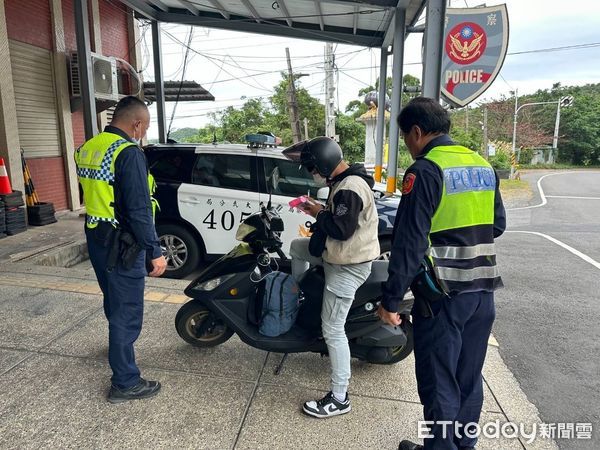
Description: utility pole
xmin=285 ymin=48 xmax=302 ymax=143
xmin=303 ymin=118 xmax=309 ymax=140
xmin=482 ymin=104 xmax=489 ymax=158
xmin=510 ymin=89 xmax=518 ymax=179
xmin=324 ymin=42 xmax=336 ymax=140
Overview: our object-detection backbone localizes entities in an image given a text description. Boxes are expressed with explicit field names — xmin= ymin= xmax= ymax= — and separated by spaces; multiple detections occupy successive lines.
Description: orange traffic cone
xmin=0 ymin=158 xmax=12 ymax=194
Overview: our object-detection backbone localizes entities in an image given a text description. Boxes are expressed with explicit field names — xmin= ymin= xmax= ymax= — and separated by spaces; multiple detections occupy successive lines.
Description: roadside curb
xmin=0 ymin=263 xmax=190 ymax=305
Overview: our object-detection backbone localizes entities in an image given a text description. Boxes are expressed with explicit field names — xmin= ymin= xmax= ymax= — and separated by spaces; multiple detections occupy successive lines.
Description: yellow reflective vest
xmin=424 ymin=144 xmax=502 ymax=294
xmin=74 ymin=132 xmax=157 ymax=228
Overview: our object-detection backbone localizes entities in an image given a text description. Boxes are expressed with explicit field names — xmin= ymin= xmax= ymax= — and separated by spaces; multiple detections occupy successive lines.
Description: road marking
xmin=488 ymin=334 xmax=499 ymax=347
xmin=507 ymin=171 xmax=600 ymax=211
xmin=545 ymin=195 xmax=600 ymax=200
xmin=506 ymin=230 xmax=600 ymax=271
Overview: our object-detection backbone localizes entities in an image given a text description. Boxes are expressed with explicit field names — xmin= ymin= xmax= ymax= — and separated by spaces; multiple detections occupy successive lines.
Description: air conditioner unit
xmin=70 ymin=52 xmax=119 ymax=102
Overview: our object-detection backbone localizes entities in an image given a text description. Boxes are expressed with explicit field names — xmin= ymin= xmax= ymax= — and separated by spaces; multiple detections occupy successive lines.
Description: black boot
xmin=398 ymin=440 xmax=423 ymax=450
xmin=107 ymin=377 xmax=161 ymax=404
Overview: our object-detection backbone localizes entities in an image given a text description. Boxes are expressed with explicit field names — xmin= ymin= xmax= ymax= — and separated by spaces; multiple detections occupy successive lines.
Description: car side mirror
xmin=316 ymin=187 xmax=329 ymax=201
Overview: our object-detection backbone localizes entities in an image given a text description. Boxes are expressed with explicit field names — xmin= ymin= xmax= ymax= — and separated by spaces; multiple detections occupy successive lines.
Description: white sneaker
xmin=302 ymin=391 xmax=351 ymax=418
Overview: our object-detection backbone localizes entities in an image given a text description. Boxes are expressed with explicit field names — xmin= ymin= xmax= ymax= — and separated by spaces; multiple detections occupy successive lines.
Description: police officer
xmin=75 ymin=96 xmax=167 ymax=403
xmin=377 ymin=97 xmax=506 ymax=450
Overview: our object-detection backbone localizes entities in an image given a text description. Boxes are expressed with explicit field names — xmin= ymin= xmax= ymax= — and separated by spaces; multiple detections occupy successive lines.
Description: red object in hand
xmin=288 ymin=196 xmax=308 ymax=208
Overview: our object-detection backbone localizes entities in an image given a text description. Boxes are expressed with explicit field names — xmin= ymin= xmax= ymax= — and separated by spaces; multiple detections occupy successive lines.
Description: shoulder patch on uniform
xmin=401 ymin=173 xmax=416 ymax=195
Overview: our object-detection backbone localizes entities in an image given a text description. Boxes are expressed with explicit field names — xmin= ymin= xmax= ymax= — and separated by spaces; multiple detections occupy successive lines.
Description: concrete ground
xmin=0 ymin=195 xmax=562 ymax=449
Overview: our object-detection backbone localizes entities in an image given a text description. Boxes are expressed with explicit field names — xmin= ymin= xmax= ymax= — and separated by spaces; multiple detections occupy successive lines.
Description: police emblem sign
xmin=441 ymin=5 xmax=509 ymax=107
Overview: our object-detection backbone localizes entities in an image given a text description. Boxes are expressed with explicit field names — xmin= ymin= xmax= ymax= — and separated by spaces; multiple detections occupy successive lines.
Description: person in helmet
xmin=287 ymin=136 xmax=380 ymax=418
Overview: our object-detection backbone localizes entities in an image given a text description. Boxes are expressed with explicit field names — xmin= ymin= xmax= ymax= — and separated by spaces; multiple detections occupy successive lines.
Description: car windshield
xmin=263 ymin=158 xmax=319 ymax=197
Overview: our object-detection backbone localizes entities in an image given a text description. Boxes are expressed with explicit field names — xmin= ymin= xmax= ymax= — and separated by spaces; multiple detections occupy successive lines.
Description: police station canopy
xmin=121 ymin=0 xmax=426 ymax=48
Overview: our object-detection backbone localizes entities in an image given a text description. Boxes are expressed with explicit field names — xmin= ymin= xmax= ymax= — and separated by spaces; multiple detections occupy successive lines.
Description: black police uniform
xmin=382 ymin=135 xmax=506 ymax=450
xmin=85 ymin=125 xmax=162 ymax=390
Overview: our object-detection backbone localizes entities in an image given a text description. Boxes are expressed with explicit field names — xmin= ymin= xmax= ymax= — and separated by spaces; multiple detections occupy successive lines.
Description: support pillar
xmin=89 ymin=0 xmax=109 ymax=130
xmin=51 ymin=0 xmax=79 ymax=210
xmin=75 ymin=0 xmax=98 ymax=139
xmin=375 ymin=48 xmax=388 ymax=182
xmin=151 ymin=21 xmax=166 ymax=143
xmin=421 ymin=0 xmax=446 ymax=100
xmin=386 ymin=8 xmax=406 ymax=194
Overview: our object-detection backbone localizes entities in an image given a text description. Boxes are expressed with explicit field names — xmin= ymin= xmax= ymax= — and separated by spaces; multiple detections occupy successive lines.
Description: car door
xmin=178 ymin=151 xmax=260 ymax=256
xmin=147 ymin=148 xmax=196 ymax=221
xmin=259 ymin=156 xmax=320 ymax=256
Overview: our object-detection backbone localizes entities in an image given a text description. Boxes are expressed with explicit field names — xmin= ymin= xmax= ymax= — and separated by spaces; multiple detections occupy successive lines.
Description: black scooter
xmin=175 ymin=202 xmax=413 ymax=369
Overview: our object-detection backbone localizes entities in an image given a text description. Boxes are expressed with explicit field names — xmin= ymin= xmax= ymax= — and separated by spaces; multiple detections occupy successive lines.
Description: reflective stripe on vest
xmin=423 ymin=144 xmax=502 ymax=294
xmin=427 ymin=243 xmax=496 ymax=260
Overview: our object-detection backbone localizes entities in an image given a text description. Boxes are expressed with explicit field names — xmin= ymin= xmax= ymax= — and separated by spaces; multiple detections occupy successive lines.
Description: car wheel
xmin=157 ymin=223 xmax=201 ymax=279
xmin=377 ymin=237 xmax=392 ymax=261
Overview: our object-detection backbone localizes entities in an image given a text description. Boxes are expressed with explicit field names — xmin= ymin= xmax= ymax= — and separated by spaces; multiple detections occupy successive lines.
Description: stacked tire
xmin=0 ymin=191 xmax=27 ymax=236
xmin=0 ymin=200 xmax=6 ymax=239
xmin=27 ymin=202 xmax=57 ymax=226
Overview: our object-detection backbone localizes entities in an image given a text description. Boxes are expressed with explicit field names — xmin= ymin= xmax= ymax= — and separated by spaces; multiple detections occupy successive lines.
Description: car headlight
xmin=193 ymin=273 xmax=236 ymax=291
xmin=236 ymin=223 xmax=256 ymax=241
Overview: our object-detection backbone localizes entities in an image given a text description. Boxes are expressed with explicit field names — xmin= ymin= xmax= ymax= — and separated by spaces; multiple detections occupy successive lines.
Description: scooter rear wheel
xmin=175 ymin=300 xmax=234 ymax=347
xmin=379 ymin=321 xmax=414 ymax=365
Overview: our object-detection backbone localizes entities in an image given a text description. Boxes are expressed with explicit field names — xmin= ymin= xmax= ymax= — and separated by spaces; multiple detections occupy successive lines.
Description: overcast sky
xmin=142 ymin=0 xmax=600 ymax=139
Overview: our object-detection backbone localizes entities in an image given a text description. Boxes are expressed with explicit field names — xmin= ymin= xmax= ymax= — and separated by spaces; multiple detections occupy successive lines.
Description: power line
xmin=507 ymin=42 xmax=600 ymax=56
xmin=338 ymin=70 xmax=372 ymax=87
xmin=167 ymin=26 xmax=194 ymax=138
xmin=161 ymin=29 xmax=273 ymax=92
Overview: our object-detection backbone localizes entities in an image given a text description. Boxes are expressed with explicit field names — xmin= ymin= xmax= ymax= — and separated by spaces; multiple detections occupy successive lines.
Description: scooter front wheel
xmin=175 ymin=300 xmax=234 ymax=347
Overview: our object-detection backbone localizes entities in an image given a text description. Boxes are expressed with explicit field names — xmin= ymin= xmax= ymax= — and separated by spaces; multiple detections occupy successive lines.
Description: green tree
xmin=267 ymin=74 xmax=326 ymax=144
xmin=167 ymin=127 xmax=199 ymax=142
xmin=216 ymin=98 xmax=268 ymax=143
xmin=482 ymin=83 xmax=600 ymax=165
xmin=335 ymin=114 xmax=365 ymax=163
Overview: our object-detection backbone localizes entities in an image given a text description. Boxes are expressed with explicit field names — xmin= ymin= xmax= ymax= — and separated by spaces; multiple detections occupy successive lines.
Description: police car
xmin=146 ymin=136 xmax=400 ymax=278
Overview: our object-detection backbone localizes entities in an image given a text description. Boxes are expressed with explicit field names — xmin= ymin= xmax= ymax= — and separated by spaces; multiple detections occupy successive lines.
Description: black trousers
xmin=412 ymin=291 xmax=495 ymax=450
xmin=86 ymin=225 xmax=146 ymax=389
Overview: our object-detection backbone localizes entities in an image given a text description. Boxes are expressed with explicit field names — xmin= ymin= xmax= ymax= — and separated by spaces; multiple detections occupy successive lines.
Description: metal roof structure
xmin=121 ymin=0 xmax=426 ymax=47
xmin=76 ymin=0 xmax=448 ymax=195
xmin=143 ymin=80 xmax=215 ymax=102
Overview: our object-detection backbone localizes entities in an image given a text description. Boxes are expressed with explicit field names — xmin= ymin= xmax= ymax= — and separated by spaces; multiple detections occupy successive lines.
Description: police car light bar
xmin=245 ymin=133 xmax=275 ymax=145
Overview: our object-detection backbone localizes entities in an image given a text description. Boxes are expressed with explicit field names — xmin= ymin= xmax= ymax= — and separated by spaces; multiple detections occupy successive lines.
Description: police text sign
xmin=441 ymin=5 xmax=509 ymax=108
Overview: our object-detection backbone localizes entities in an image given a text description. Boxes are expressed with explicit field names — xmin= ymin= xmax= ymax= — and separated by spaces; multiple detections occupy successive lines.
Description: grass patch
xmin=499 ymin=179 xmax=532 ymax=204
xmin=499 ymin=179 xmax=529 ymax=191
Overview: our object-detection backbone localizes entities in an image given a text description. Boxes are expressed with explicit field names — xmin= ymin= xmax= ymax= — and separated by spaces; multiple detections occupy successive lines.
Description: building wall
xmin=26 ymin=157 xmax=69 ymax=211
xmin=99 ymin=0 xmax=130 ymax=61
xmin=5 ymin=0 xmax=52 ymax=51
xmin=2 ymin=0 xmax=132 ymax=211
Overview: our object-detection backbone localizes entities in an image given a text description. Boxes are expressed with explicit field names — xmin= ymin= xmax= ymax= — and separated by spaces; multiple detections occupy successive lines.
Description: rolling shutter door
xmin=9 ymin=40 xmax=61 ymax=158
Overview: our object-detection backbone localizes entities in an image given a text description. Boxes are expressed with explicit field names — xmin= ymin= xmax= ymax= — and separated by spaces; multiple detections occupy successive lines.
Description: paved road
xmin=495 ymin=171 xmax=600 ymax=449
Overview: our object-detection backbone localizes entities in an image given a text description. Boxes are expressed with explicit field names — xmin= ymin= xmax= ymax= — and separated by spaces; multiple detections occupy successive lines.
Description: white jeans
xmin=290 ymin=238 xmax=372 ymax=397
